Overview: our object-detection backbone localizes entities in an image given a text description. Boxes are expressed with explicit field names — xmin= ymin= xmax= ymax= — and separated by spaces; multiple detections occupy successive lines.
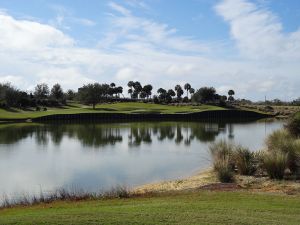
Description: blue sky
xmin=0 ymin=0 xmax=299 ymax=100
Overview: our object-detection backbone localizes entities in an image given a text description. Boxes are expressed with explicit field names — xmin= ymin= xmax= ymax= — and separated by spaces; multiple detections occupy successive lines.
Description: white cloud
xmin=0 ymin=13 xmax=74 ymax=51
xmin=35 ymin=68 xmax=95 ymax=90
xmin=0 ymin=75 xmax=28 ymax=88
xmin=72 ymin=18 xmax=96 ymax=27
xmin=215 ymin=0 xmax=300 ymax=61
xmin=116 ymin=67 xmax=137 ymax=81
xmin=104 ymin=2 xmax=211 ymax=54
xmin=124 ymin=0 xmax=149 ymax=10
xmin=49 ymin=4 xmax=96 ymax=29
xmin=108 ymin=2 xmax=131 ymax=16
xmin=0 ymin=1 xmax=299 ymax=100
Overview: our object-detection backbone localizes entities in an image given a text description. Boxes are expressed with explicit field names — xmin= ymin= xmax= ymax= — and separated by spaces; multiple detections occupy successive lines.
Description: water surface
xmin=0 ymin=120 xmax=283 ymax=199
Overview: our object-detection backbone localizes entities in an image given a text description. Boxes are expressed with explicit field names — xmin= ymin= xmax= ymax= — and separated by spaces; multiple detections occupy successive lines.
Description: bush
xmin=209 ymin=140 xmax=234 ymax=167
xmin=262 ymin=151 xmax=288 ymax=179
xmin=214 ymin=157 xmax=234 ymax=183
xmin=209 ymin=140 xmax=235 ymax=182
xmin=233 ymin=146 xmax=256 ymax=175
xmin=266 ymin=129 xmax=300 ymax=174
xmin=286 ymin=113 xmax=300 ymax=137
xmin=266 ymin=129 xmax=293 ymax=151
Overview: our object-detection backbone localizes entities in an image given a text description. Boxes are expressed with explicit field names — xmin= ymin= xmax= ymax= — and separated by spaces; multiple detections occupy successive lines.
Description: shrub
xmin=214 ymin=157 xmax=234 ymax=183
xmin=209 ymin=140 xmax=234 ymax=164
xmin=210 ymin=140 xmax=235 ymax=182
xmin=262 ymin=151 xmax=288 ymax=179
xmin=266 ymin=129 xmax=300 ymax=174
xmin=286 ymin=113 xmax=300 ymax=137
xmin=266 ymin=129 xmax=293 ymax=151
xmin=233 ymin=146 xmax=256 ymax=175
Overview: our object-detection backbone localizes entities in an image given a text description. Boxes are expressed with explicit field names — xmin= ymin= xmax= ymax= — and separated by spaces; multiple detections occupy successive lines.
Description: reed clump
xmin=209 ymin=141 xmax=235 ymax=183
xmin=266 ymin=129 xmax=300 ymax=175
xmin=1 ymin=186 xmax=131 ymax=209
xmin=210 ymin=125 xmax=300 ymax=182
xmin=233 ymin=146 xmax=256 ymax=176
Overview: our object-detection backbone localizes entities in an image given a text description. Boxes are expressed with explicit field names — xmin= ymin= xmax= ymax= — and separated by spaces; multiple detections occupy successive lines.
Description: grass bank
xmin=1 ymin=191 xmax=300 ymax=225
xmin=0 ymin=102 xmax=223 ymax=120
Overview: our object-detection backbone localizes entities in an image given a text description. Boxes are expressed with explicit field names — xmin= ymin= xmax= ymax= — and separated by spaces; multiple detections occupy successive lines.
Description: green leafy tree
xmin=192 ymin=87 xmax=216 ymax=103
xmin=78 ymin=83 xmax=105 ymax=109
xmin=51 ymin=83 xmax=64 ymax=100
xmin=34 ymin=83 xmax=49 ymax=99
xmin=66 ymin=89 xmax=76 ymax=100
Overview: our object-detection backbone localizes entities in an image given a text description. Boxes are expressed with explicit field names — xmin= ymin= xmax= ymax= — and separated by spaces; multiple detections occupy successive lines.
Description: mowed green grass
xmin=0 ymin=102 xmax=224 ymax=119
xmin=1 ymin=191 xmax=300 ymax=225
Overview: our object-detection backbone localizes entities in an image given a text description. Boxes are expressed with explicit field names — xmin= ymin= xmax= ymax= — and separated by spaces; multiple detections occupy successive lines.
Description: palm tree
xmin=142 ymin=84 xmax=153 ymax=99
xmin=132 ymin=81 xmax=142 ymax=99
xmin=127 ymin=81 xmax=134 ymax=98
xmin=167 ymin=89 xmax=176 ymax=103
xmin=157 ymin=88 xmax=167 ymax=102
xmin=174 ymin=84 xmax=183 ymax=100
xmin=228 ymin=90 xmax=235 ymax=102
xmin=116 ymin=86 xmax=123 ymax=98
xmin=189 ymin=88 xmax=195 ymax=96
xmin=184 ymin=83 xmax=191 ymax=98
xmin=128 ymin=89 xmax=133 ymax=98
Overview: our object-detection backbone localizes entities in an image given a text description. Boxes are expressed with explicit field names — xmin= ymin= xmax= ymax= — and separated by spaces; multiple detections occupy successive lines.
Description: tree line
xmin=0 ymin=81 xmax=236 ymax=109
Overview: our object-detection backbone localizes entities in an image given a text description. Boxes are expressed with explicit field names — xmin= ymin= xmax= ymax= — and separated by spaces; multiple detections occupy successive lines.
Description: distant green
xmin=0 ymin=102 xmax=224 ymax=119
xmin=1 ymin=191 xmax=300 ymax=225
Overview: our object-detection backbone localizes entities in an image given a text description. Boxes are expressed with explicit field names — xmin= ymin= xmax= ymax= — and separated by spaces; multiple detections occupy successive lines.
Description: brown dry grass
xmin=134 ymin=169 xmax=300 ymax=195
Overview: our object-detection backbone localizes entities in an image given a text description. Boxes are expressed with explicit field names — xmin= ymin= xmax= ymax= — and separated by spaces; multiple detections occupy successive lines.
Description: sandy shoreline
xmin=134 ymin=169 xmax=300 ymax=195
xmin=134 ymin=169 xmax=217 ymax=193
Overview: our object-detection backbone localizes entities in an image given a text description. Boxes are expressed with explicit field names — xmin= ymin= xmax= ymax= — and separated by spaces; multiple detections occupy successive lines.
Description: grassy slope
xmin=1 ymin=191 xmax=300 ymax=225
xmin=0 ymin=102 xmax=224 ymax=119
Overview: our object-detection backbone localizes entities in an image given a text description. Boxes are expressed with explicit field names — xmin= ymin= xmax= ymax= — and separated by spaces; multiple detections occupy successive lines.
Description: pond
xmin=0 ymin=120 xmax=283 ymax=199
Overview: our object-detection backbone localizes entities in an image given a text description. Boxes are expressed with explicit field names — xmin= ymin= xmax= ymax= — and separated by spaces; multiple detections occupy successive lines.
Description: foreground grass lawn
xmin=1 ymin=191 xmax=300 ymax=225
xmin=0 ymin=102 xmax=224 ymax=119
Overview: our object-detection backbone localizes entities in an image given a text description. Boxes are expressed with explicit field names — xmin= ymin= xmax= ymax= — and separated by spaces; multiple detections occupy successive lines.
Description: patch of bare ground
xmin=236 ymin=175 xmax=300 ymax=195
xmin=134 ymin=169 xmax=217 ymax=194
xmin=134 ymin=169 xmax=300 ymax=195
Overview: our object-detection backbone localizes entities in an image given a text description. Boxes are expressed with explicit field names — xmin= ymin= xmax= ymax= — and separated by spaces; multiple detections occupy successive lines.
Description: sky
xmin=0 ymin=0 xmax=299 ymax=100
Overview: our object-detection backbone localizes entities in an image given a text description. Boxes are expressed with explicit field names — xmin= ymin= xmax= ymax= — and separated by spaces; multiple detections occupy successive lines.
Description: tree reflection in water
xmin=0 ymin=122 xmax=235 ymax=149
